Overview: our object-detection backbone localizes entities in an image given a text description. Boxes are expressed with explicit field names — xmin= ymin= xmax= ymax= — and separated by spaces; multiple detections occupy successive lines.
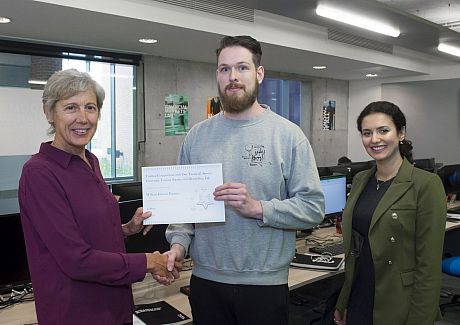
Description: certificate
xmin=141 ymin=163 xmax=225 ymax=224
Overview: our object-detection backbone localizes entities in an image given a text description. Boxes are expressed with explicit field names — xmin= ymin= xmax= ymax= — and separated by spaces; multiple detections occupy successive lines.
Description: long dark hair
xmin=357 ymin=101 xmax=413 ymax=162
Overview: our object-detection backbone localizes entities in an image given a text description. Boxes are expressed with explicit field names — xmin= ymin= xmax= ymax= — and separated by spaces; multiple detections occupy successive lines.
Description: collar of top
xmin=39 ymin=141 xmax=93 ymax=169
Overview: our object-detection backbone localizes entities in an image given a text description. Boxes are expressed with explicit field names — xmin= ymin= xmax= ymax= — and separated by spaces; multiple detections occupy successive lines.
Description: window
xmin=62 ymin=60 xmax=136 ymax=180
xmin=258 ymin=78 xmax=301 ymax=126
xmin=0 ymin=40 xmax=140 ymax=182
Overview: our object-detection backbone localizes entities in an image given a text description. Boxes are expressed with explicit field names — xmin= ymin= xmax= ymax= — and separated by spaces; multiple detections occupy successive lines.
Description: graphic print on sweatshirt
xmin=242 ymin=144 xmax=272 ymax=167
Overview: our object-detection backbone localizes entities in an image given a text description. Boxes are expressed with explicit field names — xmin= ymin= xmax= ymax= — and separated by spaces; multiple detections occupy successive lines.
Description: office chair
xmin=440 ymin=257 xmax=460 ymax=313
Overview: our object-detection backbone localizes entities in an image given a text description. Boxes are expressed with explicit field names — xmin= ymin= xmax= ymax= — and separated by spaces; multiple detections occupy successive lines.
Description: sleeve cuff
xmin=126 ymin=253 xmax=148 ymax=283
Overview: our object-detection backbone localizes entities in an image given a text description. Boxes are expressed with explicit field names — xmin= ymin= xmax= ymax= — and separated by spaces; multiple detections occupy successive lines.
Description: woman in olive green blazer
xmin=334 ymin=101 xmax=446 ymax=325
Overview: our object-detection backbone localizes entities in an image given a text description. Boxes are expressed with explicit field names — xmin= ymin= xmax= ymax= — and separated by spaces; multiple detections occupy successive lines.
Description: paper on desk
xmin=141 ymin=164 xmax=225 ymax=225
xmin=447 ymin=213 xmax=460 ymax=220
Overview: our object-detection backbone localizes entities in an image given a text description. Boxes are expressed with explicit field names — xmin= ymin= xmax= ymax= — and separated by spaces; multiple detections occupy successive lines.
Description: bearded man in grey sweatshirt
xmin=157 ymin=35 xmax=325 ymax=325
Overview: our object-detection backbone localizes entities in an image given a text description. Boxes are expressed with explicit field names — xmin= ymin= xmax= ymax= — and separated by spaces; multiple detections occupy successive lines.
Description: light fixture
xmin=365 ymin=73 xmax=378 ymax=77
xmin=438 ymin=43 xmax=460 ymax=57
xmin=316 ymin=5 xmax=400 ymax=38
xmin=313 ymin=65 xmax=327 ymax=70
xmin=28 ymin=80 xmax=47 ymax=85
xmin=0 ymin=16 xmax=11 ymax=24
xmin=139 ymin=38 xmax=158 ymax=44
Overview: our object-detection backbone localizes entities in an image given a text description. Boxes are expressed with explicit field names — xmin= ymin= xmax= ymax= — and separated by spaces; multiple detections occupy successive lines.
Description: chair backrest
xmin=442 ymin=257 xmax=460 ymax=277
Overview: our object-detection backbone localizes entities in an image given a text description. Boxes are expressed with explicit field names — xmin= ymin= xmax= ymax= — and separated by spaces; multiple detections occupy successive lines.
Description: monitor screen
xmin=0 ymin=213 xmax=30 ymax=290
xmin=320 ymin=175 xmax=347 ymax=216
xmin=118 ymin=199 xmax=170 ymax=253
xmin=112 ymin=181 xmax=142 ymax=202
xmin=317 ymin=166 xmax=333 ymax=177
xmin=413 ymin=158 xmax=435 ymax=172
xmin=349 ymin=161 xmax=374 ymax=177
xmin=437 ymin=164 xmax=460 ymax=194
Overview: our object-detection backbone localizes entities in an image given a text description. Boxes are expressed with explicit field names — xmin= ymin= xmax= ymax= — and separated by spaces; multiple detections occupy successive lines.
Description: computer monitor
xmin=320 ymin=175 xmax=347 ymax=217
xmin=0 ymin=213 xmax=30 ymax=292
xmin=349 ymin=161 xmax=374 ymax=178
xmin=437 ymin=164 xmax=460 ymax=195
xmin=118 ymin=199 xmax=170 ymax=253
xmin=112 ymin=181 xmax=142 ymax=202
xmin=413 ymin=158 xmax=436 ymax=172
xmin=317 ymin=166 xmax=333 ymax=177
xmin=329 ymin=164 xmax=352 ymax=183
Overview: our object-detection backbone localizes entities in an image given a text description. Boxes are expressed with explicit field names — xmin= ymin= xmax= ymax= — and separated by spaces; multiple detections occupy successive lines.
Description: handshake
xmin=145 ymin=244 xmax=185 ymax=285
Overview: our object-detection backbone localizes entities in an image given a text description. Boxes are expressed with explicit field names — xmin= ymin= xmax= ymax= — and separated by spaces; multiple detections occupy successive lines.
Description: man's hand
xmin=152 ymin=244 xmax=185 ymax=285
xmin=122 ymin=207 xmax=153 ymax=236
xmin=213 ymin=183 xmax=263 ymax=219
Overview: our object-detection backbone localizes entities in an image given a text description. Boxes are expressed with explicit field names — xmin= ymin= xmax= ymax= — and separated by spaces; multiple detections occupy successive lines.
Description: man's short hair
xmin=216 ymin=35 xmax=262 ymax=67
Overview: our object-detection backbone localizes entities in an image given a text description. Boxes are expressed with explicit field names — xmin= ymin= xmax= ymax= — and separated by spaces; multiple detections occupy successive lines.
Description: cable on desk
xmin=181 ymin=258 xmax=193 ymax=271
xmin=0 ymin=283 xmax=34 ymax=310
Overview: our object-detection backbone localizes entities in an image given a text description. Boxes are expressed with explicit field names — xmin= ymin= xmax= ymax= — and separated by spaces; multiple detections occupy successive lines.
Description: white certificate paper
xmin=141 ymin=163 xmax=225 ymax=225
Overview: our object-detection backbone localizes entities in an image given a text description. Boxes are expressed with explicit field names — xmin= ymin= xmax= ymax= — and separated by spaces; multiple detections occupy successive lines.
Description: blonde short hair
xmin=42 ymin=69 xmax=105 ymax=134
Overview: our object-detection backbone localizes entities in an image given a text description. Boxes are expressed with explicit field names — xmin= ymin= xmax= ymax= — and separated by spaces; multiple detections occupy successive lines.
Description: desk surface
xmin=3 ymin=224 xmax=458 ymax=325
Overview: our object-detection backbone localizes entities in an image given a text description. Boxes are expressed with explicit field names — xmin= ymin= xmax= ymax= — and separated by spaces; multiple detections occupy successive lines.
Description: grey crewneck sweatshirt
xmin=166 ymin=106 xmax=324 ymax=285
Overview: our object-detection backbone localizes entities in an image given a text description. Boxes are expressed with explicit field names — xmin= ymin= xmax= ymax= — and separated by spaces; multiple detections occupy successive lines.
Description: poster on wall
xmin=206 ymin=96 xmax=221 ymax=119
xmin=322 ymin=100 xmax=336 ymax=131
xmin=165 ymin=94 xmax=189 ymax=136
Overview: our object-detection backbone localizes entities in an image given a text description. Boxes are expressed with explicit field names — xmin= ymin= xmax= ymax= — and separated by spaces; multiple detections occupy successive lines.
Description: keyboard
xmin=309 ymin=241 xmax=344 ymax=256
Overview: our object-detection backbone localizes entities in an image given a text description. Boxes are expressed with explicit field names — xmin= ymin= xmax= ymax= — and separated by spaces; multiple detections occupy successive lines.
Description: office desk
xmin=3 ymin=224 xmax=457 ymax=325
xmin=0 ymin=228 xmax=343 ymax=325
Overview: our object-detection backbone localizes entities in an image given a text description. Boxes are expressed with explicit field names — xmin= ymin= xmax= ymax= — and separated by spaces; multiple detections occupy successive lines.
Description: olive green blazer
xmin=336 ymin=158 xmax=447 ymax=325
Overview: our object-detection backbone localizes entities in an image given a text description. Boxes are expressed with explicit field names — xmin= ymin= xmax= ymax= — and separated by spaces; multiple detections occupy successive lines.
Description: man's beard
xmin=218 ymin=79 xmax=259 ymax=114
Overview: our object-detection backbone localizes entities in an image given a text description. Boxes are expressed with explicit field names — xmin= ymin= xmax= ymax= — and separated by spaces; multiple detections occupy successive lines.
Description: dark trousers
xmin=189 ymin=275 xmax=289 ymax=325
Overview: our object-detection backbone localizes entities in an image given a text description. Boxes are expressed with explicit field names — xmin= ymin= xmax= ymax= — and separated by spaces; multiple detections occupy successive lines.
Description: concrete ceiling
xmin=1 ymin=0 xmax=460 ymax=80
xmin=377 ymin=0 xmax=460 ymax=33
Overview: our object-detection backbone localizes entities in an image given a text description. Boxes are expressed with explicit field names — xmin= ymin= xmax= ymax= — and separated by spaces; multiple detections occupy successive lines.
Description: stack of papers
xmin=447 ymin=213 xmax=460 ymax=221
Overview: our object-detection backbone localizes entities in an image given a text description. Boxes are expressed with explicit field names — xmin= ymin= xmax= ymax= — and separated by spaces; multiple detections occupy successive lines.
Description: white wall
xmin=0 ymin=87 xmax=51 ymax=155
xmin=348 ymin=78 xmax=460 ymax=165
xmin=347 ymin=80 xmax=382 ymax=162
xmin=382 ymin=80 xmax=460 ymax=165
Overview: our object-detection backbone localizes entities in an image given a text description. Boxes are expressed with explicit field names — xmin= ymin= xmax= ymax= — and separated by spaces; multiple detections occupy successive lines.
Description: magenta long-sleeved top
xmin=18 ymin=142 xmax=146 ymax=325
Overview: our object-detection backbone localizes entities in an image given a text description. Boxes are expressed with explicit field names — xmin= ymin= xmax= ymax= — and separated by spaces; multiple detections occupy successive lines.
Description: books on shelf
xmin=290 ymin=253 xmax=344 ymax=271
xmin=134 ymin=301 xmax=190 ymax=325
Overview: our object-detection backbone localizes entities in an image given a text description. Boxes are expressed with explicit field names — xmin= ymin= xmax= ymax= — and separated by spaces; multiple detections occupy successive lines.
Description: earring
xmin=399 ymin=140 xmax=404 ymax=144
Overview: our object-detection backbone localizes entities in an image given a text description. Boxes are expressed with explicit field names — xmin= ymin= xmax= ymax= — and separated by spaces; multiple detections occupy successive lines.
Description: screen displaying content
xmin=320 ymin=175 xmax=347 ymax=216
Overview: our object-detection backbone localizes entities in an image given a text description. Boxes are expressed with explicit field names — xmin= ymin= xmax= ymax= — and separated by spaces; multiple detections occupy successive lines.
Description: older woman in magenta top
xmin=19 ymin=69 xmax=175 ymax=325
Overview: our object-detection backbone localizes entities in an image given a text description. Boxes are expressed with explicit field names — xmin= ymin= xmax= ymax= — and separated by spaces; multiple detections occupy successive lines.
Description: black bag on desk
xmin=310 ymin=287 xmax=341 ymax=325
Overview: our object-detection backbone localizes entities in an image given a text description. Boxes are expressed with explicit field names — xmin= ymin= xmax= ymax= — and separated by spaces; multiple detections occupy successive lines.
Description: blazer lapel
xmin=369 ymin=159 xmax=414 ymax=231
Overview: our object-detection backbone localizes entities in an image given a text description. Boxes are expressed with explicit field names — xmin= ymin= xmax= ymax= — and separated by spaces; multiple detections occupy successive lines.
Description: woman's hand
xmin=122 ymin=207 xmax=153 ymax=237
xmin=152 ymin=244 xmax=184 ymax=285
xmin=146 ymin=251 xmax=173 ymax=279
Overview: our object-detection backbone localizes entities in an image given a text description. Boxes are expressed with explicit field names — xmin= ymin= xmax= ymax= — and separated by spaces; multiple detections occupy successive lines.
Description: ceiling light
xmin=366 ymin=73 xmax=378 ymax=77
xmin=316 ymin=5 xmax=400 ymax=37
xmin=139 ymin=38 xmax=158 ymax=44
xmin=0 ymin=16 xmax=11 ymax=24
xmin=438 ymin=43 xmax=460 ymax=57
xmin=313 ymin=65 xmax=327 ymax=70
xmin=28 ymin=80 xmax=47 ymax=85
